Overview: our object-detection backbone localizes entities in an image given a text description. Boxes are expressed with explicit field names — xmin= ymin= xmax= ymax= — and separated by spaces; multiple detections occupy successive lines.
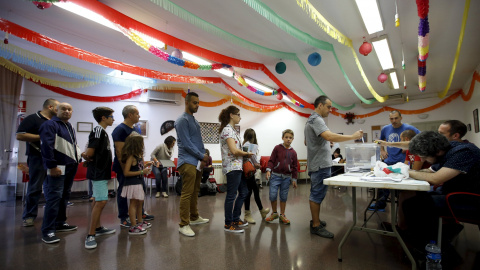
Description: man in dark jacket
xmin=39 ymin=102 xmax=81 ymax=244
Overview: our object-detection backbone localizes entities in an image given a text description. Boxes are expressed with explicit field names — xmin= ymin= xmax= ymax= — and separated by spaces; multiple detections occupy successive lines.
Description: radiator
xmin=212 ymin=164 xmax=225 ymax=184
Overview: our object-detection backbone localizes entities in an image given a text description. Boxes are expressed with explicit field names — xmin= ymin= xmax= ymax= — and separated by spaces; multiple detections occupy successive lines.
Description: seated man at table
xmin=403 ymin=131 xmax=480 ymax=247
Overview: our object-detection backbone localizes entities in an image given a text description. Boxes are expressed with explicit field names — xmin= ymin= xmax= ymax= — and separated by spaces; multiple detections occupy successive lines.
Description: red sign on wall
xmin=18 ymin=100 xmax=26 ymax=112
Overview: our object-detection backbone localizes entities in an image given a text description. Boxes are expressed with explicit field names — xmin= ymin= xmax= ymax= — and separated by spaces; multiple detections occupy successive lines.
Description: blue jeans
xmin=22 ymin=155 xmax=47 ymax=220
xmin=309 ymin=167 xmax=331 ymax=204
xmin=41 ymin=163 xmax=77 ymax=236
xmin=152 ymin=166 xmax=168 ymax=193
xmin=224 ymin=170 xmax=248 ymax=225
xmin=268 ymin=174 xmax=291 ymax=202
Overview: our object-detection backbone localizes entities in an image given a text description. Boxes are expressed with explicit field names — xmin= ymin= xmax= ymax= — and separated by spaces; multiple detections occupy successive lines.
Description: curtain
xmin=0 ymin=62 xmax=23 ymax=184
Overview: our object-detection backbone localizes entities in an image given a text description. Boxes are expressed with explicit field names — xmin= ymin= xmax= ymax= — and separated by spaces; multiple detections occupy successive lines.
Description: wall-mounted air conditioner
xmin=147 ymin=90 xmax=181 ymax=106
xmin=360 ymin=94 xmax=406 ymax=108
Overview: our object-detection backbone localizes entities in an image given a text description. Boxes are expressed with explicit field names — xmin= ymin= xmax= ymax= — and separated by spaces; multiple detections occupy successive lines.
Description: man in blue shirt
xmin=370 ymin=110 xmax=420 ymax=210
xmin=175 ymin=92 xmax=210 ymax=237
xmin=112 ymin=105 xmax=153 ymax=227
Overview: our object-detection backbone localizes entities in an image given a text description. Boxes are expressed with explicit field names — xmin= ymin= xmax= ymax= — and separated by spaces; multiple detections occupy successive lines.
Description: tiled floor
xmin=1 ymin=183 xmax=479 ymax=270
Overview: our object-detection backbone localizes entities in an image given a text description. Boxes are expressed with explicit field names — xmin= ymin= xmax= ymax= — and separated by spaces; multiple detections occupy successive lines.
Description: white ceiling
xmin=1 ymin=0 xmax=479 ymax=110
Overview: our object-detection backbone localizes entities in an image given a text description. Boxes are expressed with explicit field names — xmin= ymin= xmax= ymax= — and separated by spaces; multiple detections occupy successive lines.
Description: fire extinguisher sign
xmin=18 ymin=100 xmax=26 ymax=112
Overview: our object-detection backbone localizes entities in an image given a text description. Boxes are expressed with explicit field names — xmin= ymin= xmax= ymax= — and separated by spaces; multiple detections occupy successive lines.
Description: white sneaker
xmin=155 ymin=192 xmax=160 ymax=198
xmin=179 ymin=225 xmax=195 ymax=237
xmin=190 ymin=216 xmax=209 ymax=225
xmin=162 ymin=192 xmax=169 ymax=198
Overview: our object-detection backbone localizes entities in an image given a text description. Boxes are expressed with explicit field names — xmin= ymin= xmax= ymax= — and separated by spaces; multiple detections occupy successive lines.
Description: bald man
xmin=39 ymin=103 xmax=82 ymax=244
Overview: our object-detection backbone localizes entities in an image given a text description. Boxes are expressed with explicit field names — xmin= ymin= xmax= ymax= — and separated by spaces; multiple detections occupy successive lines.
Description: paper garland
xmin=438 ymin=0 xmax=471 ymax=98
xmin=295 ymin=0 xmax=387 ymax=103
xmin=417 ymin=0 xmax=429 ymax=92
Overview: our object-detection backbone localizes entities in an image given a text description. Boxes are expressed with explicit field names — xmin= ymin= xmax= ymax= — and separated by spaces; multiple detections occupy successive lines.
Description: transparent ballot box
xmin=345 ymin=143 xmax=380 ymax=173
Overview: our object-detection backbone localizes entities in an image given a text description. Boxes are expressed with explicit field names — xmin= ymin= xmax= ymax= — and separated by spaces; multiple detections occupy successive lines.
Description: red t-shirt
xmin=405 ymin=150 xmax=431 ymax=169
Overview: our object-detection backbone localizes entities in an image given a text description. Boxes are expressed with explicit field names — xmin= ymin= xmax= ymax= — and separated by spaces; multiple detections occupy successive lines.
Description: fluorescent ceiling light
xmin=372 ymin=38 xmax=394 ymax=70
xmin=215 ymin=68 xmax=233 ymax=77
xmin=354 ymin=0 xmax=384 ymax=34
xmin=244 ymin=77 xmax=274 ymax=93
xmin=389 ymin=71 xmax=399 ymax=89
xmin=54 ymin=2 xmax=118 ymax=31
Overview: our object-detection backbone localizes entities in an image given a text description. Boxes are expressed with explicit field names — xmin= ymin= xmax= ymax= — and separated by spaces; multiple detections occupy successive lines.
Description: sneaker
xmin=120 ymin=218 xmax=131 ymax=227
xmin=42 ymin=232 xmax=60 ymax=244
xmin=162 ymin=192 xmax=169 ymax=198
xmin=23 ymin=217 xmax=34 ymax=227
xmin=95 ymin=226 xmax=116 ymax=236
xmin=280 ymin=214 xmax=290 ymax=225
xmin=142 ymin=213 xmax=154 ymax=221
xmin=265 ymin=212 xmax=279 ymax=223
xmin=128 ymin=225 xmax=147 ymax=235
xmin=224 ymin=223 xmax=244 ymax=233
xmin=244 ymin=210 xmax=255 ymax=224
xmin=310 ymin=220 xmax=327 ymax=227
xmin=67 ymin=201 xmax=74 ymax=206
xmin=155 ymin=192 xmax=160 ymax=198
xmin=310 ymin=224 xmax=334 ymax=238
xmin=190 ymin=216 xmax=209 ymax=225
xmin=56 ymin=223 xmax=78 ymax=232
xmin=234 ymin=219 xmax=248 ymax=227
xmin=179 ymin=225 xmax=195 ymax=237
xmin=85 ymin=235 xmax=97 ymax=249
xmin=367 ymin=203 xmax=386 ymax=212
xmin=140 ymin=221 xmax=152 ymax=229
xmin=260 ymin=208 xmax=270 ymax=219
xmin=259 ymin=184 xmax=263 ymax=189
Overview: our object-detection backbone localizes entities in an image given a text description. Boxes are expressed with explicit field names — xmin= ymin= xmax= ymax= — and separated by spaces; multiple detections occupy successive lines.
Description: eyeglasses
xmin=233 ymin=113 xmax=241 ymax=117
xmin=107 ymin=115 xmax=114 ymax=119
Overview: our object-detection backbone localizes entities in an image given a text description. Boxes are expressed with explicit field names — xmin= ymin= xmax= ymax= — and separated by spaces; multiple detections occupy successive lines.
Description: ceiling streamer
xmin=144 ymin=0 xmax=357 ymax=109
xmin=295 ymin=0 xmax=387 ymax=103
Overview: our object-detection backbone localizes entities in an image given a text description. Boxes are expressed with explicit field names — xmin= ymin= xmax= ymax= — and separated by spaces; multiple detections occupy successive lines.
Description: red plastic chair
xmin=73 ymin=162 xmax=88 ymax=181
xmin=144 ymin=170 xmax=156 ymax=197
xmin=171 ymin=158 xmax=180 ymax=186
xmin=297 ymin=160 xmax=308 ymax=184
xmin=260 ymin=156 xmax=270 ymax=185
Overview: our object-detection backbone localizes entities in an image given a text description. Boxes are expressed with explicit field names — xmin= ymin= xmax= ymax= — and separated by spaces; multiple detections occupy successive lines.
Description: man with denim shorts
xmin=83 ymin=107 xmax=116 ymax=249
xmin=305 ymin=95 xmax=363 ymax=238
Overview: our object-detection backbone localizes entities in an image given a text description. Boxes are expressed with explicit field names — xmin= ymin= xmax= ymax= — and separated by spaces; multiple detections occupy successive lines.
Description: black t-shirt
xmin=112 ymin=123 xmax=137 ymax=173
xmin=87 ymin=126 xmax=113 ymax=180
xmin=16 ymin=111 xmax=49 ymax=156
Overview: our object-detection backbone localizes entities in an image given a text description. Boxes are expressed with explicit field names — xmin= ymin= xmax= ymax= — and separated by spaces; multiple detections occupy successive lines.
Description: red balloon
xmin=33 ymin=2 xmax=53 ymax=9
xmin=359 ymin=41 xmax=372 ymax=56
xmin=276 ymin=92 xmax=283 ymax=100
xmin=378 ymin=73 xmax=388 ymax=83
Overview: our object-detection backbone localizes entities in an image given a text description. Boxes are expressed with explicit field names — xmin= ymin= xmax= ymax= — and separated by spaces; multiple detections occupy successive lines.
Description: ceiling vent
xmin=360 ymin=94 xmax=406 ymax=108
xmin=147 ymin=91 xmax=181 ymax=106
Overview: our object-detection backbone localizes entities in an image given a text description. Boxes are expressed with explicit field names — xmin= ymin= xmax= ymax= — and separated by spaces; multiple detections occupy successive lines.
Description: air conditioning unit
xmin=360 ymin=94 xmax=406 ymax=108
xmin=147 ymin=91 xmax=181 ymax=106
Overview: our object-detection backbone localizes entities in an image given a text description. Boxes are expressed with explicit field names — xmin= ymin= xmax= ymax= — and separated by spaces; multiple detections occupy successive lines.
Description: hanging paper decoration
xmin=3 ymin=32 xmax=7 ymax=44
xmin=417 ymin=0 xmax=430 ymax=91
xmin=233 ymin=72 xmax=279 ymax=96
xmin=32 ymin=1 xmax=53 ymax=9
xmin=344 ymin=113 xmax=355 ymax=125
xmin=359 ymin=39 xmax=372 ymax=56
xmin=395 ymin=0 xmax=400 ymax=27
xmin=378 ymin=73 xmax=388 ymax=83
xmin=275 ymin=62 xmax=286 ymax=74
xmin=307 ymin=52 xmax=322 ymax=66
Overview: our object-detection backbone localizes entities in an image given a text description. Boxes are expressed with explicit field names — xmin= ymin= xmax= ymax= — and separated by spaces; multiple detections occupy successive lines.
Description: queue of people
xmin=16 ymin=93 xmax=478 ymax=267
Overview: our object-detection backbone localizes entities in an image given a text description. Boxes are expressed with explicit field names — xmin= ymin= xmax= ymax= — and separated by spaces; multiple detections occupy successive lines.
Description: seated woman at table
xmin=402 ymin=131 xmax=480 ymax=248
xmin=151 ymin=136 xmax=176 ymax=198
xmin=331 ymin=148 xmax=345 ymax=163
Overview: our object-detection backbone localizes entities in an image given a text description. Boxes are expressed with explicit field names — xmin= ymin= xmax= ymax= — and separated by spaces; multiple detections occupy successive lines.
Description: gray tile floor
xmin=1 ymin=183 xmax=479 ymax=270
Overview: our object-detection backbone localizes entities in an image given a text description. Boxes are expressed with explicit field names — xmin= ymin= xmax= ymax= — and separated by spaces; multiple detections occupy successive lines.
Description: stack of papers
xmin=360 ymin=172 xmax=403 ymax=182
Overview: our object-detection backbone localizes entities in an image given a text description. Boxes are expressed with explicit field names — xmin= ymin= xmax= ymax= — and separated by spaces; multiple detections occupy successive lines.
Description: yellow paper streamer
xmin=296 ymin=0 xmax=387 ymax=103
xmin=0 ymin=57 xmax=98 ymax=88
xmin=438 ymin=0 xmax=471 ymax=98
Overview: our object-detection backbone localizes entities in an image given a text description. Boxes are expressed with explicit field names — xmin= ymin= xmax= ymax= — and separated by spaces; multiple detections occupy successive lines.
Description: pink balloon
xmin=377 ymin=73 xmax=388 ymax=83
xmin=171 ymin=49 xmax=183 ymax=59
xmin=33 ymin=2 xmax=53 ymax=9
xmin=276 ymin=92 xmax=283 ymax=100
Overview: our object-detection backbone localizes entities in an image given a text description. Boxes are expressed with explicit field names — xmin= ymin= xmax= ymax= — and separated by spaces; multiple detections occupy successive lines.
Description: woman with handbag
xmin=218 ymin=105 xmax=252 ymax=233
xmin=151 ymin=136 xmax=176 ymax=198
xmin=242 ymin=128 xmax=269 ymax=224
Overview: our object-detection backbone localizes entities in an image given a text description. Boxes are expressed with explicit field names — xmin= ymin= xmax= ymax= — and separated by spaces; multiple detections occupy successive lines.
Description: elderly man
xmin=403 ymin=131 xmax=480 ymax=246
xmin=17 ymin=98 xmax=59 ymax=227
xmin=39 ymin=103 xmax=81 ymax=244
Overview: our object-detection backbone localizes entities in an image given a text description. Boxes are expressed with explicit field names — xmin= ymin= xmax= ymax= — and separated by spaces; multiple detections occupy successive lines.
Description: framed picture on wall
xmin=467 ymin=124 xmax=471 ymax=131
xmin=77 ymin=122 xmax=93 ymax=132
xmin=372 ymin=125 xmax=382 ymax=142
xmin=474 ymin=109 xmax=479 ymax=133
xmin=135 ymin=120 xmax=148 ymax=137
